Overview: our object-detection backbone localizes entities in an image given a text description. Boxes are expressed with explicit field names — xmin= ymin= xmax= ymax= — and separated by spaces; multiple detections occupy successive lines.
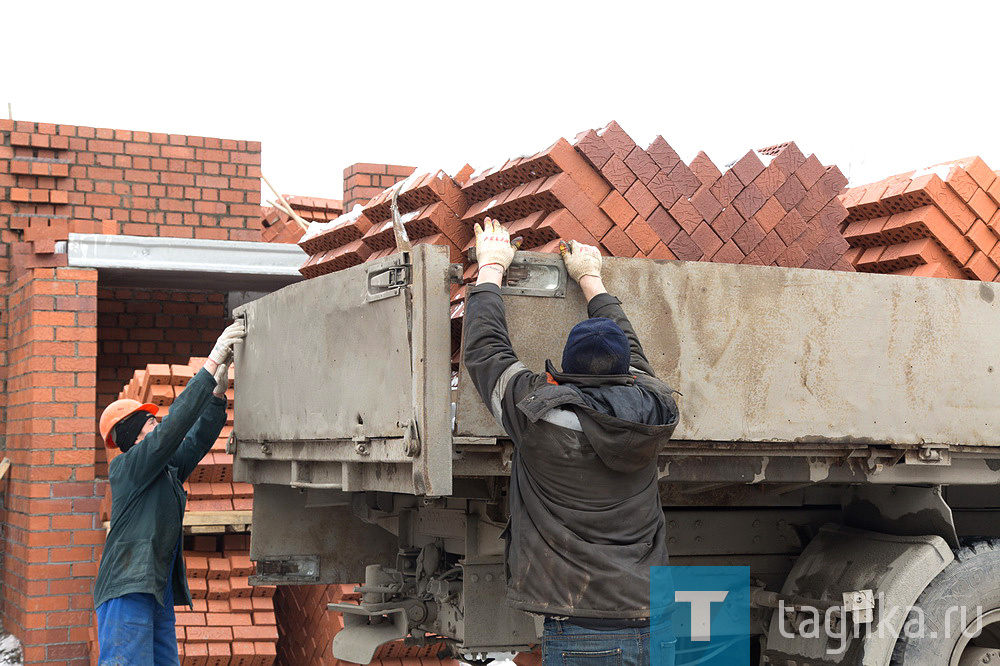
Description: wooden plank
xmin=184 ymin=510 xmax=253 ymax=526
xmin=103 ymin=510 xmax=252 ymax=534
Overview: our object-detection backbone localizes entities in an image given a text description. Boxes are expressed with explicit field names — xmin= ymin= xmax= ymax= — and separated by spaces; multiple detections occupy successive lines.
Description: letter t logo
xmin=676 ymin=590 xmax=729 ymax=641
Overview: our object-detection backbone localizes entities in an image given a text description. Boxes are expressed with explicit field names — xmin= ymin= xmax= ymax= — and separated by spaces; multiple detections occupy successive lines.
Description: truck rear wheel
xmin=891 ymin=540 xmax=1000 ymax=665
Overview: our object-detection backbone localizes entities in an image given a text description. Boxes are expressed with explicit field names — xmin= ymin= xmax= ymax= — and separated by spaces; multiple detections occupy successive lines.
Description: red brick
xmin=624 ymin=147 xmax=659 ymax=185
xmin=543 ymin=138 xmax=612 ymax=204
xmin=769 ymin=142 xmax=808 ymax=177
xmin=753 ymin=197 xmax=786 ymax=233
xmin=732 ymin=219 xmax=766 ymax=254
xmin=601 ymin=226 xmax=640 ymax=257
xmin=881 ymin=207 xmax=975 ymax=265
xmin=945 ymin=165 xmax=979 ymax=202
xmin=774 ymin=209 xmax=807 ymax=245
xmin=538 ymin=209 xmax=601 ymax=247
xmin=774 ymin=173 xmax=808 ymax=212
xmin=647 ymin=170 xmax=684 ymax=209
xmin=573 ymin=130 xmax=614 ymax=170
xmin=688 ymin=151 xmax=722 ymax=188
xmin=596 ymin=121 xmax=637 ymax=161
xmin=646 ymin=136 xmax=681 ymax=173
xmin=794 ymin=155 xmax=826 ymax=190
xmin=689 ymin=188 xmax=723 ymax=224
xmin=667 ymin=230 xmax=703 ymax=262
xmin=710 ymin=170 xmax=743 ymax=207
xmin=601 ymin=155 xmax=636 ymax=194
xmin=969 ymin=188 xmax=998 ymax=222
xmin=690 ymin=222 xmax=724 ymax=258
xmin=776 ymin=242 xmax=811 ymax=268
xmin=711 ymin=206 xmax=745 ymax=243
xmin=711 ymin=240 xmax=745 ymax=265
xmin=623 ymin=180 xmax=658 ymax=219
xmin=669 ymin=197 xmax=703 ymax=235
xmin=206 ymin=612 xmax=252 ymax=626
xmin=753 ymin=163 xmax=787 ymax=200
xmin=647 ymin=206 xmax=681 ymax=244
xmin=624 ymin=219 xmax=660 ymax=255
xmin=730 ymin=151 xmax=766 ymax=186
xmin=732 ymin=183 xmax=766 ymax=219
xmin=966 ymin=219 xmax=999 ymax=255
xmin=647 ymin=242 xmax=677 ymax=261
xmin=904 ymin=173 xmax=977 ymax=232
xmin=754 ymin=230 xmax=787 ymax=265
xmin=599 ymin=190 xmax=638 ymax=228
xmin=668 ymin=161 xmax=701 ymax=198
xmin=955 ymin=157 xmax=997 ymax=191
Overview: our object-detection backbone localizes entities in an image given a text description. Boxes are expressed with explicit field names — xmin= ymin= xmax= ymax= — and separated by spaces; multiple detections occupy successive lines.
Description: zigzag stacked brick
xmin=840 ymin=157 xmax=1000 ymax=280
xmin=298 ymin=169 xmax=469 ymax=278
xmin=260 ymin=195 xmax=342 ymax=244
xmin=275 ymin=583 xmax=455 ymax=666
xmin=114 ymin=358 xmax=240 ymax=499
xmin=460 ymin=137 xmax=615 ymax=249
xmin=573 ymin=123 xmax=853 ymax=271
xmin=89 ymin=536 xmax=277 ymax=666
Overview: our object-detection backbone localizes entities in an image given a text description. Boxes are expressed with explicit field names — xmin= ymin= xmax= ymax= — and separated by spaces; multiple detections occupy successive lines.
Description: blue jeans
xmin=542 ymin=619 xmax=676 ymax=666
xmin=96 ymin=551 xmax=179 ymax=665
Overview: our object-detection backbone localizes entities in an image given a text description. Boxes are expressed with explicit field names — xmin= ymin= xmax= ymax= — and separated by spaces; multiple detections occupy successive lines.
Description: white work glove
xmin=473 ymin=218 xmax=516 ymax=272
xmin=209 ymin=320 xmax=246 ymax=365
xmin=559 ymin=240 xmax=602 ymax=282
xmin=212 ymin=359 xmax=232 ymax=398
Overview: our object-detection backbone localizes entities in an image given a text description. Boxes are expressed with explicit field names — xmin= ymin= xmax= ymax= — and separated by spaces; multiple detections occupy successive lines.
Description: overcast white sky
xmin=5 ymin=1 xmax=998 ymax=202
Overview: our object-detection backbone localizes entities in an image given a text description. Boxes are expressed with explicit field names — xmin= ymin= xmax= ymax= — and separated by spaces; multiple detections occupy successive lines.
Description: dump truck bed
xmin=234 ymin=244 xmax=1000 ymax=496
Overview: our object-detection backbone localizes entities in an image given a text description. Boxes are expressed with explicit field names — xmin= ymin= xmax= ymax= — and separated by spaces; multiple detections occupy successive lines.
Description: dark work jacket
xmin=93 ymin=369 xmax=227 ymax=609
xmin=463 ymin=283 xmax=679 ymax=618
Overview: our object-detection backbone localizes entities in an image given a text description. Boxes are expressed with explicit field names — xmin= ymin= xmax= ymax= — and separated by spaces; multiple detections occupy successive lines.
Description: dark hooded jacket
xmin=463 ymin=283 xmax=679 ymax=618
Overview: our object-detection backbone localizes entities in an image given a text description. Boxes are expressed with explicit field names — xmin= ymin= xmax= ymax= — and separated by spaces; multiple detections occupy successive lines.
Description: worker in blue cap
xmin=464 ymin=219 xmax=680 ymax=666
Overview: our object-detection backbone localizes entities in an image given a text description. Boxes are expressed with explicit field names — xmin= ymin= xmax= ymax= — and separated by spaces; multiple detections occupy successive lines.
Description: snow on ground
xmin=0 ymin=634 xmax=23 ymax=666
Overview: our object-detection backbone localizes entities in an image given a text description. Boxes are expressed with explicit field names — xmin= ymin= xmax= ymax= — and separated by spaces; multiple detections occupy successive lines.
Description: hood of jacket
xmin=539 ymin=360 xmax=679 ymax=473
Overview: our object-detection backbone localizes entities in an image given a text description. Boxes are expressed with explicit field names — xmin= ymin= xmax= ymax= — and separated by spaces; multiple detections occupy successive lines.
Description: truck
xmin=231 ymin=243 xmax=1000 ymax=665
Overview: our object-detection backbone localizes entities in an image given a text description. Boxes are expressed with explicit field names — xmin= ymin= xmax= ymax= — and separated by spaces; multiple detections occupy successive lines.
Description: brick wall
xmin=1 ymin=267 xmax=100 ymax=665
xmin=342 ymin=163 xmax=415 ymax=211
xmin=95 ymin=288 xmax=227 ymax=476
xmin=0 ymin=117 xmax=262 ymax=665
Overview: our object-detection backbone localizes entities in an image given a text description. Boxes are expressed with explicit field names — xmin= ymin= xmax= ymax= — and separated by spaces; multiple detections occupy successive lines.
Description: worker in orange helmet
xmin=93 ymin=320 xmax=245 ymax=665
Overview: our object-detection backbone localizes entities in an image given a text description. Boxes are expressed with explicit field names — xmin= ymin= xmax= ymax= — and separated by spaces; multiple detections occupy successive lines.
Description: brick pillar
xmin=342 ymin=163 xmax=415 ymax=211
xmin=1 ymin=266 xmax=100 ymax=665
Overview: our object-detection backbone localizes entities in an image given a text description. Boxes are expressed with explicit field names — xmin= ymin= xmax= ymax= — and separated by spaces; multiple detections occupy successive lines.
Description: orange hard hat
xmin=100 ymin=399 xmax=159 ymax=448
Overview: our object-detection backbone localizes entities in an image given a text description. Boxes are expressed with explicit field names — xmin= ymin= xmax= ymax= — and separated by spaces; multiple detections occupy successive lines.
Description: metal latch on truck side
xmin=904 ymin=445 xmax=951 ymax=466
xmin=367 ymin=262 xmax=412 ymax=302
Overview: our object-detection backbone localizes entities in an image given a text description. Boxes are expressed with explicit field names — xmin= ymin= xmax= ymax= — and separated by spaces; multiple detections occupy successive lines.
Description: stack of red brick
xmin=275 ymin=584 xmax=456 ymax=666
xmin=297 ymin=166 xmax=472 ymax=279
xmin=107 ymin=358 xmax=243 ymax=501
xmin=175 ymin=536 xmax=277 ymax=666
xmin=260 ymin=195 xmax=342 ymax=245
xmin=570 ymin=123 xmax=852 ymax=270
xmin=839 ymin=157 xmax=1000 ymax=279
xmin=292 ymin=121 xmax=853 ymax=366
xmin=88 ymin=535 xmax=278 ymax=666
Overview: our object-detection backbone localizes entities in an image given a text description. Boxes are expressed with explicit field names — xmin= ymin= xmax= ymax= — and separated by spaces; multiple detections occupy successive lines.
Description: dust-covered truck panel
xmin=235 ymin=244 xmax=1000 ymax=498
xmin=232 ymin=244 xmax=1000 ymax=663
